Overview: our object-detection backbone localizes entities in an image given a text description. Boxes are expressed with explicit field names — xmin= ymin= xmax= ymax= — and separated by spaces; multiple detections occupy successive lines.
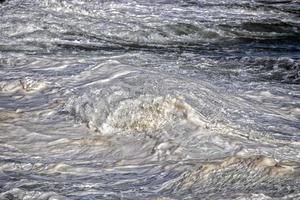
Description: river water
xmin=0 ymin=0 xmax=300 ymax=199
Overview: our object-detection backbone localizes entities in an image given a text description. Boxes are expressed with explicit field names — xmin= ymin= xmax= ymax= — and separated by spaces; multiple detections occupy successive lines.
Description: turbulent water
xmin=0 ymin=0 xmax=300 ymax=199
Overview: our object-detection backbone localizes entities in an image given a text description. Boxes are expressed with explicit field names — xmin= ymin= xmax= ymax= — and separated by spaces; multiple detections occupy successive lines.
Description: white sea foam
xmin=0 ymin=78 xmax=47 ymax=94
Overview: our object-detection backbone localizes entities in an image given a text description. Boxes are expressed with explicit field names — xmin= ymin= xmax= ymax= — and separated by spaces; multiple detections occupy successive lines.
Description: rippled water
xmin=0 ymin=0 xmax=300 ymax=199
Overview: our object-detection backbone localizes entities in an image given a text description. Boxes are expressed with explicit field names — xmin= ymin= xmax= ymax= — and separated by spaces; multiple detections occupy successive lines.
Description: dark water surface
xmin=0 ymin=0 xmax=300 ymax=199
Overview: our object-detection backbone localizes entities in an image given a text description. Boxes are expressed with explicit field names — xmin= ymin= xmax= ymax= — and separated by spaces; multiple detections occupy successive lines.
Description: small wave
xmin=199 ymin=155 xmax=298 ymax=177
xmin=172 ymin=155 xmax=300 ymax=198
xmin=244 ymin=57 xmax=300 ymax=84
xmin=0 ymin=77 xmax=47 ymax=94
xmin=0 ymin=188 xmax=66 ymax=200
xmin=0 ymin=111 xmax=22 ymax=122
xmin=198 ymin=56 xmax=300 ymax=84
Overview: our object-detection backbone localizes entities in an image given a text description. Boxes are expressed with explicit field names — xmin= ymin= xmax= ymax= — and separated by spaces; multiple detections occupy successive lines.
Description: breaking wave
xmin=64 ymin=94 xmax=207 ymax=135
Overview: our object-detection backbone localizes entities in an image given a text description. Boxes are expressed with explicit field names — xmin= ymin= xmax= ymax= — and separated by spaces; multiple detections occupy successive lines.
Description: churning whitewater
xmin=0 ymin=0 xmax=300 ymax=199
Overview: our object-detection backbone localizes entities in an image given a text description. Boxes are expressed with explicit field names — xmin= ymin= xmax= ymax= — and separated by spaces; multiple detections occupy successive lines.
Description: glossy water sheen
xmin=0 ymin=0 xmax=300 ymax=199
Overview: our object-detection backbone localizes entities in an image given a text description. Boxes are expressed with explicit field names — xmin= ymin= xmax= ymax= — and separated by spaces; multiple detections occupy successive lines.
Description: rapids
xmin=0 ymin=0 xmax=299 ymax=199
